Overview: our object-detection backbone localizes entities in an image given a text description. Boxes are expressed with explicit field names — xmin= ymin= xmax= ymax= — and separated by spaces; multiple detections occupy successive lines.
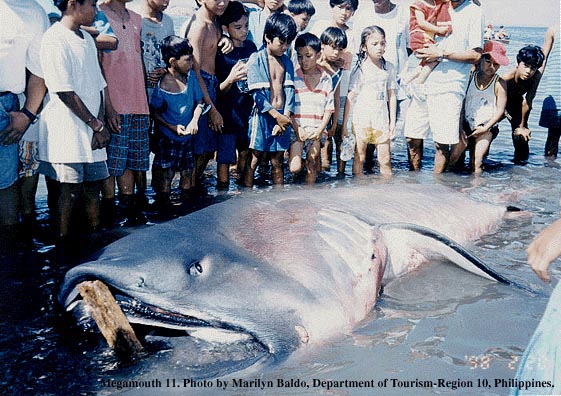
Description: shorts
xmin=194 ymin=70 xmax=218 ymax=155
xmin=290 ymin=127 xmax=327 ymax=153
xmin=0 ymin=92 xmax=20 ymax=189
xmin=404 ymin=88 xmax=463 ymax=145
xmin=352 ymin=124 xmax=389 ymax=145
xmin=249 ymin=107 xmax=291 ymax=152
xmin=106 ymin=114 xmax=150 ymax=176
xmin=352 ymin=100 xmax=390 ymax=145
xmin=39 ymin=161 xmax=109 ymax=184
xmin=19 ymin=140 xmax=40 ymax=178
xmin=152 ymin=135 xmax=194 ymax=171
xmin=217 ymin=132 xmax=249 ymax=165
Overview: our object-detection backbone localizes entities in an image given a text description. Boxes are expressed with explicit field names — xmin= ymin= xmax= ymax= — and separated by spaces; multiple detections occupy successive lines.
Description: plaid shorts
xmin=19 ymin=140 xmax=40 ymax=178
xmin=152 ymin=135 xmax=194 ymax=171
xmin=106 ymin=114 xmax=150 ymax=176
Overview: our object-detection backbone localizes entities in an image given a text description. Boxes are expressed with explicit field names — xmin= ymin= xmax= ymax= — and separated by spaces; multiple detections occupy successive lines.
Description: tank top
xmin=464 ymin=72 xmax=500 ymax=130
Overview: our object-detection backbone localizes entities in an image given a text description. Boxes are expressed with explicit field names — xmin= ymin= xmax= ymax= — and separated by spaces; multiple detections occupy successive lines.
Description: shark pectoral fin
xmin=380 ymin=223 xmax=511 ymax=284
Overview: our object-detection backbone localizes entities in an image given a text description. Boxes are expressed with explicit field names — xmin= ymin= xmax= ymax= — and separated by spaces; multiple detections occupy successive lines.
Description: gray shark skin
xmin=59 ymin=184 xmax=508 ymax=365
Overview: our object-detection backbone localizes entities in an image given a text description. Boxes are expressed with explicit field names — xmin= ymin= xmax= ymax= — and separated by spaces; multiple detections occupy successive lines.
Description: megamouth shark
xmin=59 ymin=184 xmax=514 ymax=366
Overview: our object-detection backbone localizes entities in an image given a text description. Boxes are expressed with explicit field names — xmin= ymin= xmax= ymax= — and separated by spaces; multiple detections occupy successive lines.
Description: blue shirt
xmin=215 ymin=40 xmax=258 ymax=132
xmin=150 ymin=70 xmax=204 ymax=142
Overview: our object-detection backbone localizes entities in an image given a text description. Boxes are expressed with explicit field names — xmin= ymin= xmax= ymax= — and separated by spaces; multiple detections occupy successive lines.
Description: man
xmin=404 ymin=0 xmax=483 ymax=173
xmin=0 ymin=0 xmax=49 ymax=248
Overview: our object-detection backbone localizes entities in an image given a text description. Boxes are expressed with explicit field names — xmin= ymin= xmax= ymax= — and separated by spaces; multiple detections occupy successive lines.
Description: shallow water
xmin=1 ymin=20 xmax=560 ymax=396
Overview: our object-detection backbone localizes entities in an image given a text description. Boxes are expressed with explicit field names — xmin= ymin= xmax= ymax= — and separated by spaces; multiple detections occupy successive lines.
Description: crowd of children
xmin=0 ymin=0 xmax=558 ymax=253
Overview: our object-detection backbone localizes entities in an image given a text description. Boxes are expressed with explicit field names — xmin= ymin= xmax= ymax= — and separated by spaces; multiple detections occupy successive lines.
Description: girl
xmin=463 ymin=41 xmax=508 ymax=174
xmin=150 ymin=36 xmax=205 ymax=214
xmin=342 ymin=26 xmax=396 ymax=176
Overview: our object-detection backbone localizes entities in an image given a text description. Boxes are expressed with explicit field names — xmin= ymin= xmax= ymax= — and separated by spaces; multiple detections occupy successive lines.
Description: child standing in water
xmin=149 ymin=36 xmax=204 ymax=215
xmin=244 ymin=13 xmax=297 ymax=187
xmin=289 ymin=33 xmax=334 ymax=185
xmin=342 ymin=26 xmax=397 ymax=176
xmin=462 ymin=40 xmax=508 ymax=174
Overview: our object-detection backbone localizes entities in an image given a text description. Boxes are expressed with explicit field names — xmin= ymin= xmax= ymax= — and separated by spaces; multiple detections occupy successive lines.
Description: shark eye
xmin=188 ymin=260 xmax=204 ymax=277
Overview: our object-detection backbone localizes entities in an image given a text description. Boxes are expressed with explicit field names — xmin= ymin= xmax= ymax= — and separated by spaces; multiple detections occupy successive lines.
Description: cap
xmin=483 ymin=40 xmax=509 ymax=66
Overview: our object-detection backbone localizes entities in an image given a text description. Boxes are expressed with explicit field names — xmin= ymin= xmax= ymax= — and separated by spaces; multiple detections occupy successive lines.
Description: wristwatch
xmin=20 ymin=107 xmax=38 ymax=124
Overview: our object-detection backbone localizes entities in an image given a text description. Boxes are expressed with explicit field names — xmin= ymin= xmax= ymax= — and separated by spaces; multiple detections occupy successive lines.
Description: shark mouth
xmin=66 ymin=291 xmax=270 ymax=354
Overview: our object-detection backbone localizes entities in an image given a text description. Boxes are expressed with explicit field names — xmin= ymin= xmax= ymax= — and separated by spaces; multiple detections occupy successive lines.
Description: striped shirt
xmin=293 ymin=68 xmax=335 ymax=132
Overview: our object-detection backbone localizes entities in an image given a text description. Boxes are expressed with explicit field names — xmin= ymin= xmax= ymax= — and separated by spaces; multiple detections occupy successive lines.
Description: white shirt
xmin=0 ymin=0 xmax=49 ymax=94
xmin=423 ymin=0 xmax=483 ymax=96
xmin=353 ymin=2 xmax=409 ymax=76
xmin=39 ymin=23 xmax=107 ymax=163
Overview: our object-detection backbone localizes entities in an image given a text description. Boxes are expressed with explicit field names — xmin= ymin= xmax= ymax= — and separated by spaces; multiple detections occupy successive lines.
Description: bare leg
xmin=19 ymin=174 xmax=39 ymax=219
xmin=415 ymin=61 xmax=439 ymax=85
xmin=179 ymin=170 xmax=193 ymax=191
xmin=305 ymin=140 xmax=320 ymax=184
xmin=0 ymin=184 xmax=19 ymax=226
xmin=353 ymin=132 xmax=368 ymax=176
xmin=244 ymin=150 xmax=261 ymax=188
xmin=472 ymin=132 xmax=493 ymax=174
xmin=406 ymin=138 xmax=423 ymax=171
xmin=236 ymin=149 xmax=249 ymax=181
xmin=434 ymin=142 xmax=451 ymax=174
xmin=289 ymin=141 xmax=304 ymax=174
xmin=82 ymin=180 xmax=102 ymax=230
xmin=376 ymin=141 xmax=392 ymax=176
xmin=270 ymin=151 xmax=285 ymax=185
xmin=320 ymin=136 xmax=332 ymax=171
xmin=57 ymin=182 xmax=81 ymax=238
xmin=217 ymin=163 xmax=230 ymax=187
xmin=448 ymin=129 xmax=468 ymax=170
xmin=545 ymin=126 xmax=561 ymax=159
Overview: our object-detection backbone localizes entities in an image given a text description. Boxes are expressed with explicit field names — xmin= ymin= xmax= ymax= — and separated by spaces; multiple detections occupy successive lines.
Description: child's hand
xmin=310 ymin=127 xmax=323 ymax=140
xmin=177 ymin=124 xmax=188 ymax=135
xmin=275 ymin=114 xmax=291 ymax=132
xmin=186 ymin=120 xmax=198 ymax=135
xmin=328 ymin=124 xmax=337 ymax=138
xmin=218 ymin=36 xmax=234 ymax=54
xmin=513 ymin=127 xmax=531 ymax=142
xmin=341 ymin=126 xmax=348 ymax=139
xmin=209 ymin=107 xmax=224 ymax=133
xmin=228 ymin=60 xmax=248 ymax=83
xmin=471 ymin=124 xmax=489 ymax=137
xmin=147 ymin=68 xmax=167 ymax=86
xmin=105 ymin=102 xmax=121 ymax=134
xmin=436 ymin=25 xmax=450 ymax=36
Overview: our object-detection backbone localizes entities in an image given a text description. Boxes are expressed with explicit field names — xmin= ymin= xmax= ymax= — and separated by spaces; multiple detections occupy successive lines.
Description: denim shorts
xmin=0 ymin=92 xmax=20 ymax=189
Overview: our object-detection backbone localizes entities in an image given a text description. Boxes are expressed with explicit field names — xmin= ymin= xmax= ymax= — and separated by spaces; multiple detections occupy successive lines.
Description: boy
xmin=216 ymin=1 xmax=257 ymax=188
xmin=285 ymin=0 xmax=316 ymax=70
xmin=186 ymin=0 xmax=230 ymax=191
xmin=310 ymin=0 xmax=358 ymax=174
xmin=317 ymin=26 xmax=349 ymax=175
xmin=150 ymin=36 xmax=204 ymax=215
xmin=129 ymin=0 xmax=175 ymax=97
xmin=244 ymin=12 xmax=297 ymax=187
xmin=502 ymin=45 xmax=545 ymax=163
xmin=287 ymin=0 xmax=315 ymax=33
xmin=38 ymin=0 xmax=111 ymax=249
xmin=289 ymin=33 xmax=334 ymax=185
xmin=247 ymin=0 xmax=286 ymax=49
xmin=99 ymin=0 xmax=151 ymax=226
